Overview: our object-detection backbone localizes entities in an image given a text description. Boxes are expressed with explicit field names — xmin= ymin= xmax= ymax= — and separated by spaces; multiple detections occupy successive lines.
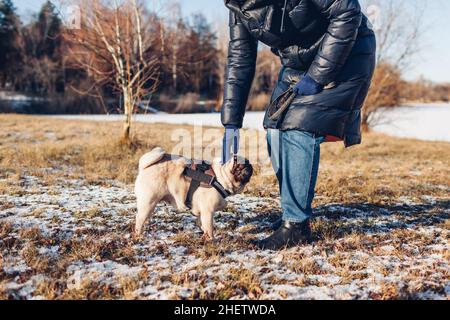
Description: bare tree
xmin=160 ymin=7 xmax=216 ymax=97
xmin=64 ymin=0 xmax=160 ymax=143
xmin=361 ymin=0 xmax=426 ymax=129
xmin=157 ymin=0 xmax=183 ymax=93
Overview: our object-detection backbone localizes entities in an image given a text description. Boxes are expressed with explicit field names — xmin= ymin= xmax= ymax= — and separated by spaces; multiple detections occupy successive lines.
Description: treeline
xmin=1 ymin=1 xmax=63 ymax=95
xmin=0 ymin=0 xmax=280 ymax=114
xmin=0 ymin=0 xmax=449 ymax=116
xmin=0 ymin=0 xmax=226 ymax=113
xmin=402 ymin=79 xmax=450 ymax=103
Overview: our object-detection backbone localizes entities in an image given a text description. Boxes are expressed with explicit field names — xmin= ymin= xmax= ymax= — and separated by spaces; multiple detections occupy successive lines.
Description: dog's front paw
xmin=202 ymin=232 xmax=215 ymax=241
xmin=134 ymin=232 xmax=143 ymax=241
xmin=134 ymin=224 xmax=145 ymax=239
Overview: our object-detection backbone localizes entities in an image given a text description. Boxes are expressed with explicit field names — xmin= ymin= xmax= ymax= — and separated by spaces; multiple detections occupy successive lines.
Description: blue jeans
xmin=267 ymin=130 xmax=325 ymax=223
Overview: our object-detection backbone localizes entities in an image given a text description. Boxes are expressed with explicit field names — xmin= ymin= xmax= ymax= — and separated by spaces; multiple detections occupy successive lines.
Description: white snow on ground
xmin=49 ymin=103 xmax=450 ymax=142
xmin=1 ymin=175 xmax=449 ymax=300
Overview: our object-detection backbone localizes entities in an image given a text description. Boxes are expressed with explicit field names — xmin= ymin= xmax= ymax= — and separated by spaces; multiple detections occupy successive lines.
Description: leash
xmin=222 ymin=126 xmax=240 ymax=165
xmin=233 ymin=129 xmax=239 ymax=166
xmin=183 ymin=162 xmax=233 ymax=210
xmin=267 ymin=87 xmax=297 ymax=122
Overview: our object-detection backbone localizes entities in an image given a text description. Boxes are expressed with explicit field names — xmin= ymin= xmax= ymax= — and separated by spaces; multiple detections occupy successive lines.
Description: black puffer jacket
xmin=222 ymin=0 xmax=376 ymax=146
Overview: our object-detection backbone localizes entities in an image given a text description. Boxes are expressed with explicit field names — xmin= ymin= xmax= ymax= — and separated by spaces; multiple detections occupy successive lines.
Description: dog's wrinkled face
xmin=226 ymin=157 xmax=253 ymax=192
xmin=231 ymin=161 xmax=253 ymax=186
xmin=213 ymin=156 xmax=254 ymax=194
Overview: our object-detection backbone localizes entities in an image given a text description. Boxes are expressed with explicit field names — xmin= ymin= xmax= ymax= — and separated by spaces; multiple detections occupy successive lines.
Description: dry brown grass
xmin=0 ymin=220 xmax=145 ymax=299
xmin=0 ymin=114 xmax=449 ymax=300
xmin=1 ymin=114 xmax=449 ymax=205
xmin=0 ymin=115 xmax=181 ymax=185
xmin=212 ymin=267 xmax=263 ymax=300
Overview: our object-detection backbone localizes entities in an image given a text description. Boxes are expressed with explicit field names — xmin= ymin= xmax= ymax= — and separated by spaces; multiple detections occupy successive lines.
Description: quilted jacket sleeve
xmin=221 ymin=12 xmax=258 ymax=128
xmin=308 ymin=0 xmax=363 ymax=85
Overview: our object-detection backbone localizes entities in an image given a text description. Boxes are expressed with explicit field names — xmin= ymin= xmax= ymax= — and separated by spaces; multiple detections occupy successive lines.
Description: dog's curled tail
xmin=139 ymin=147 xmax=166 ymax=171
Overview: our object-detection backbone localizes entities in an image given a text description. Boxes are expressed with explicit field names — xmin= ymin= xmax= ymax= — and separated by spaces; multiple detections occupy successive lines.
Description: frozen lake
xmin=370 ymin=104 xmax=450 ymax=142
xmin=50 ymin=103 xmax=450 ymax=142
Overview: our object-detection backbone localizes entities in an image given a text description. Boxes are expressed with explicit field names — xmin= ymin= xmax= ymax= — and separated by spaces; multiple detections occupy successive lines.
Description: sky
xmin=13 ymin=0 xmax=450 ymax=83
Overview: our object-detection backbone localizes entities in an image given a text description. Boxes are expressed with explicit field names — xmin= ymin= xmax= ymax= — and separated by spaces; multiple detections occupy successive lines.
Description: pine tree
xmin=17 ymin=1 xmax=64 ymax=94
xmin=35 ymin=0 xmax=62 ymax=59
xmin=0 ymin=0 xmax=21 ymax=87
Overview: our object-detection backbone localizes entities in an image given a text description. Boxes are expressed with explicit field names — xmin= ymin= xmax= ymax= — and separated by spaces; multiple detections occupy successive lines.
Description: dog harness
xmin=183 ymin=162 xmax=233 ymax=209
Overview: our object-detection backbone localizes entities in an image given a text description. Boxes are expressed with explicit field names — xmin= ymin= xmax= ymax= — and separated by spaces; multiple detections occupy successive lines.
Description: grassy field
xmin=0 ymin=114 xmax=449 ymax=299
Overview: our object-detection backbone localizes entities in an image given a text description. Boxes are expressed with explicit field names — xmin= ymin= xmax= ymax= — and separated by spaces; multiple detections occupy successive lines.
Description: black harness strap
xmin=183 ymin=162 xmax=232 ymax=209
xmin=185 ymin=177 xmax=200 ymax=210
xmin=211 ymin=179 xmax=233 ymax=199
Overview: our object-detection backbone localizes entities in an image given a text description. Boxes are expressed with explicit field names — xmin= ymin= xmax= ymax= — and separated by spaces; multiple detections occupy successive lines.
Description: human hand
xmin=293 ymin=74 xmax=323 ymax=96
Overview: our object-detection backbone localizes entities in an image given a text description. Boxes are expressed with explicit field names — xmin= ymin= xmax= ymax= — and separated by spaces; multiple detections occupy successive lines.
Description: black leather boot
xmin=255 ymin=220 xmax=312 ymax=250
xmin=270 ymin=217 xmax=283 ymax=231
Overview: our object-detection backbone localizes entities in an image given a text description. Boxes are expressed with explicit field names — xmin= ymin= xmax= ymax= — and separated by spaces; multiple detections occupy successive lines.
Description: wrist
xmin=305 ymin=73 xmax=324 ymax=88
xmin=306 ymin=74 xmax=323 ymax=89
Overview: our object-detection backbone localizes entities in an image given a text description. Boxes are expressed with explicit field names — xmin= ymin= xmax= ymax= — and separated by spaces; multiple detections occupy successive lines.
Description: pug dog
xmin=134 ymin=147 xmax=253 ymax=239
